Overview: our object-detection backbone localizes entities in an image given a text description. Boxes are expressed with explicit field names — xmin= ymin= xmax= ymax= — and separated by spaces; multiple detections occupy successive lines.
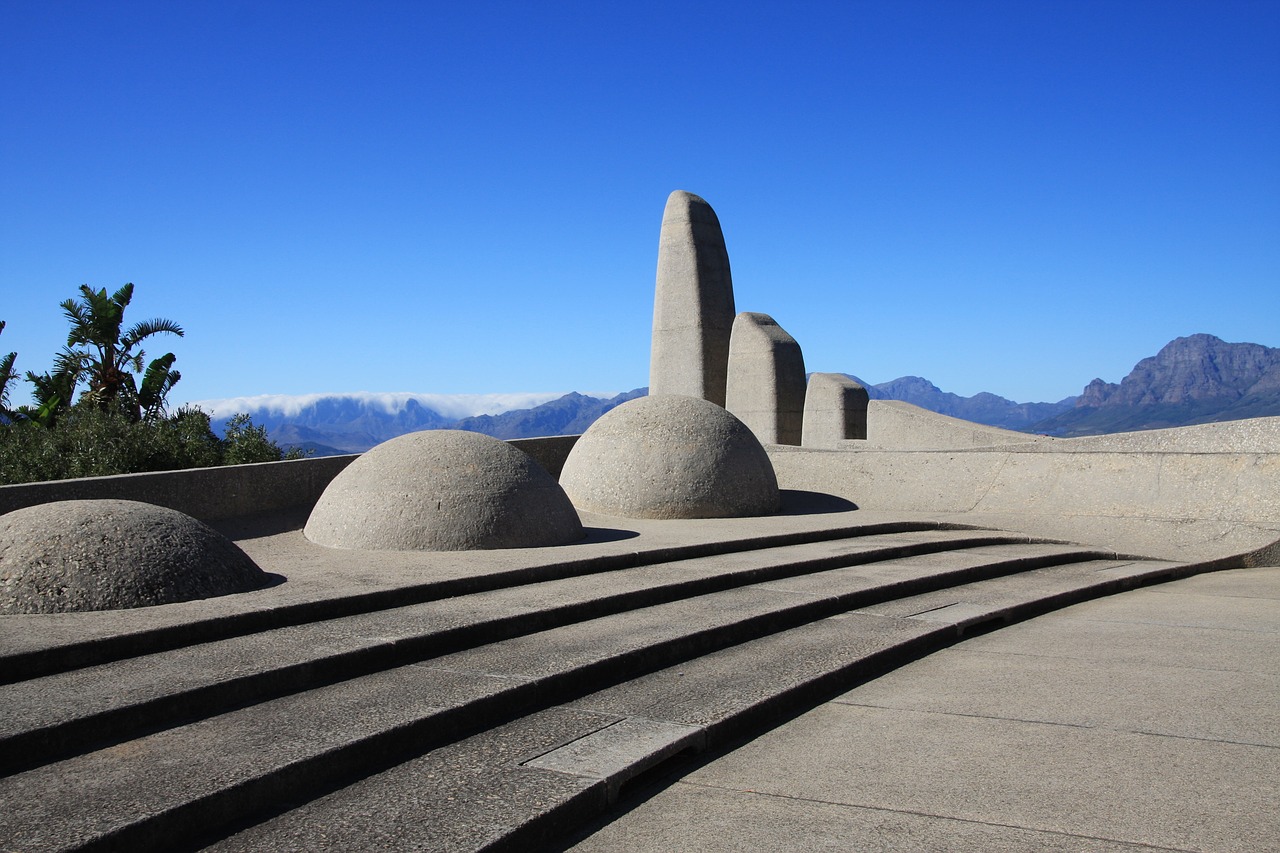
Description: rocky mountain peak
xmin=1077 ymin=378 xmax=1119 ymax=408
xmin=1084 ymin=334 xmax=1280 ymax=408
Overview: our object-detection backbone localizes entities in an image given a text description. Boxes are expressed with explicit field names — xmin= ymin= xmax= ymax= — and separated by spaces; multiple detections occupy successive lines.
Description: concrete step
xmin=0 ymin=530 xmax=1066 ymax=775
xmin=0 ymin=544 xmax=1161 ymax=852
xmin=206 ymin=556 xmax=1192 ymax=853
xmin=0 ymin=519 xmax=963 ymax=683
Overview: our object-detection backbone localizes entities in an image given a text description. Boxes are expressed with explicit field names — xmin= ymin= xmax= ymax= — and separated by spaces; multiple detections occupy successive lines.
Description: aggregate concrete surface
xmin=0 ymin=499 xmax=266 ymax=614
xmin=304 ymin=430 xmax=583 ymax=551
xmin=3 ymin=413 xmax=1277 ymax=852
xmin=562 ymin=566 xmax=1280 ymax=853
xmin=560 ymin=395 xmax=779 ymax=519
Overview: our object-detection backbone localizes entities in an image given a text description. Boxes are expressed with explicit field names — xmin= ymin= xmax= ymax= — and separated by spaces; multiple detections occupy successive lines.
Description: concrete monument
xmin=559 ymin=394 xmax=779 ymax=519
xmin=725 ymin=311 xmax=806 ymax=445
xmin=649 ymin=190 xmax=736 ymax=406
xmin=802 ymin=372 xmax=870 ymax=447
xmin=0 ymin=499 xmax=266 ymax=614
xmin=305 ymin=430 xmax=584 ymax=551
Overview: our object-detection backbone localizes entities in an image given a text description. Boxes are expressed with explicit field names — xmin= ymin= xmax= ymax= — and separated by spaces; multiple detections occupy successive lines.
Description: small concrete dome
xmin=559 ymin=395 xmax=780 ymax=519
xmin=305 ymin=430 xmax=584 ymax=551
xmin=0 ymin=499 xmax=268 ymax=614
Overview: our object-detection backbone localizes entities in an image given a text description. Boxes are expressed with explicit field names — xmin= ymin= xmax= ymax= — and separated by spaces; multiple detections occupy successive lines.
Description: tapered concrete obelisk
xmin=649 ymin=190 xmax=736 ymax=406
xmin=726 ymin=312 xmax=807 ymax=445
xmin=802 ymin=373 xmax=870 ymax=448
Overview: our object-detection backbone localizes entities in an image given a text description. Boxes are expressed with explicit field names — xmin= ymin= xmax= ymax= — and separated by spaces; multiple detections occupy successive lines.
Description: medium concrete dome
xmin=0 ymin=499 xmax=268 ymax=614
xmin=305 ymin=429 xmax=584 ymax=551
xmin=559 ymin=394 xmax=780 ymax=519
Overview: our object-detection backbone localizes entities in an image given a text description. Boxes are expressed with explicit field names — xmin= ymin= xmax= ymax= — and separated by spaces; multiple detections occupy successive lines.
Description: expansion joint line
xmin=673 ymin=781 xmax=1202 ymax=853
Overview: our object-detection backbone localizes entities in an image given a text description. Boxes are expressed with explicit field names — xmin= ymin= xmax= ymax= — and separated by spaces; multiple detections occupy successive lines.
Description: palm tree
xmin=21 ymin=353 xmax=80 ymax=428
xmin=137 ymin=352 xmax=182 ymax=420
xmin=0 ymin=321 xmax=17 ymax=421
xmin=59 ymin=283 xmax=184 ymax=419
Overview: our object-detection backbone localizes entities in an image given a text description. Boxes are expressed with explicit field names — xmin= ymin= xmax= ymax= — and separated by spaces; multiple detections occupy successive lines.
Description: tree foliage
xmin=58 ymin=283 xmax=184 ymax=419
xmin=0 ymin=321 xmax=17 ymax=419
xmin=0 ymin=399 xmax=302 ymax=485
xmin=0 ymin=403 xmax=218 ymax=483
xmin=221 ymin=413 xmax=298 ymax=465
xmin=1 ymin=284 xmax=305 ymax=484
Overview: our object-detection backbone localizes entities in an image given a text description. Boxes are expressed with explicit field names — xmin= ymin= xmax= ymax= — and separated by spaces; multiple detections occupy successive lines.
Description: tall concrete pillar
xmin=725 ymin=312 xmax=806 ymax=446
xmin=649 ymin=190 xmax=736 ymax=406
xmin=802 ymin=373 xmax=869 ymax=448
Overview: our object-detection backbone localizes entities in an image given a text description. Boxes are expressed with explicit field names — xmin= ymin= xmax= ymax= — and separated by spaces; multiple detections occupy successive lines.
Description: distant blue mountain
xmin=201 ymin=334 xmax=1279 ymax=453
xmin=1026 ymin=334 xmax=1280 ymax=436
xmin=206 ymin=390 xmax=646 ymax=455
xmin=207 ymin=380 xmax=1067 ymax=455
xmin=215 ymin=396 xmax=452 ymax=454
xmin=451 ymin=389 xmax=647 ymax=440
xmin=845 ymin=374 xmax=1076 ymax=431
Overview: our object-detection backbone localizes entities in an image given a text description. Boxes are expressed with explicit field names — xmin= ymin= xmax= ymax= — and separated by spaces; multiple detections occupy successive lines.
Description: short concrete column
xmin=802 ymin=373 xmax=869 ymax=448
xmin=649 ymin=190 xmax=736 ymax=406
xmin=725 ymin=312 xmax=806 ymax=445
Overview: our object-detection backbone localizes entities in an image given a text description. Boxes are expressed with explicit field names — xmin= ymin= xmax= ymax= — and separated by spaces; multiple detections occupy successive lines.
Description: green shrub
xmin=1 ymin=287 xmax=303 ymax=484
xmin=221 ymin=413 xmax=303 ymax=465
xmin=0 ymin=405 xmax=298 ymax=485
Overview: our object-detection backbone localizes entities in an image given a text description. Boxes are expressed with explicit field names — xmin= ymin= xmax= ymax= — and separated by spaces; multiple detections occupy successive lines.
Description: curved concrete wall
xmin=0 ymin=435 xmax=580 ymax=521
xmin=860 ymin=401 xmax=1280 ymax=454
xmin=772 ymin=406 xmax=1280 ymax=566
xmin=858 ymin=400 xmax=1042 ymax=450
xmin=3 ymin=407 xmax=1274 ymax=568
xmin=775 ymin=447 xmax=1277 ymax=521
xmin=0 ymin=455 xmax=359 ymax=521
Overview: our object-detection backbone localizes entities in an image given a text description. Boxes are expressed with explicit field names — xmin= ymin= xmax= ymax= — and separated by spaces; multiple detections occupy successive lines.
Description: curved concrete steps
xmin=0 ymin=520 xmax=966 ymax=682
xmin=0 ymin=525 xmax=1199 ymax=852
xmin=2 ymin=528 xmax=1042 ymax=772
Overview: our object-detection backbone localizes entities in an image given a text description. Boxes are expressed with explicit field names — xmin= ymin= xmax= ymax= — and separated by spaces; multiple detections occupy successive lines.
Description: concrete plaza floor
xmin=564 ymin=566 xmax=1280 ymax=853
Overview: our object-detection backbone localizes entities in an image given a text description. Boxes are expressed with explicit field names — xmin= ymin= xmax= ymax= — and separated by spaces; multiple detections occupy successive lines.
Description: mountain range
xmin=205 ymin=334 xmax=1280 ymax=453
xmin=209 ymin=390 xmax=647 ymax=455
xmin=843 ymin=375 xmax=1076 ymax=431
xmin=1028 ymin=334 xmax=1280 ymax=436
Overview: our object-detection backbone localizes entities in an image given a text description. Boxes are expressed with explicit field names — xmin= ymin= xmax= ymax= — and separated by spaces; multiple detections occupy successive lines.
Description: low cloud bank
xmin=184 ymin=391 xmax=605 ymax=420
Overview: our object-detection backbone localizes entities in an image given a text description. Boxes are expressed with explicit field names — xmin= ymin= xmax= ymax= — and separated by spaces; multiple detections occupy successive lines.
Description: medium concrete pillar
xmin=802 ymin=373 xmax=870 ymax=448
xmin=649 ymin=190 xmax=736 ymax=406
xmin=725 ymin=312 xmax=806 ymax=446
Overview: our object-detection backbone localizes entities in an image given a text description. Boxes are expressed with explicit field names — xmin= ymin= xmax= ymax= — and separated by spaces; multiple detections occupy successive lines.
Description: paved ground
xmin=562 ymin=566 xmax=1280 ymax=853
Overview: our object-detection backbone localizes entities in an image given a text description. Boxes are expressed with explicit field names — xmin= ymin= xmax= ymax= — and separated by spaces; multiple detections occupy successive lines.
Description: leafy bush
xmin=0 ymin=404 xmax=299 ymax=485
xmin=222 ymin=413 xmax=304 ymax=465
xmin=1 ymin=286 xmax=304 ymax=485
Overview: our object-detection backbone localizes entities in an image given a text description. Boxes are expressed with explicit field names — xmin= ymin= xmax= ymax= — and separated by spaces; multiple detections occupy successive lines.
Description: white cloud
xmin=183 ymin=390 xmax=618 ymax=420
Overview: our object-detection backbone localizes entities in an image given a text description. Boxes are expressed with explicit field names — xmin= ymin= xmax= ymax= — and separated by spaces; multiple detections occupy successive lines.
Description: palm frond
xmin=24 ymin=366 xmax=77 ymax=412
xmin=122 ymin=318 xmax=184 ymax=348
xmin=138 ymin=352 xmax=181 ymax=418
xmin=0 ymin=350 xmax=16 ymax=410
xmin=60 ymin=297 xmax=91 ymax=345
xmin=52 ymin=347 xmax=87 ymax=377
xmin=110 ymin=282 xmax=135 ymax=308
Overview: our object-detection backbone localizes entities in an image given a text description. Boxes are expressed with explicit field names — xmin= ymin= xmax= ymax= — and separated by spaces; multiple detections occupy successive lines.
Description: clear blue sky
xmin=3 ymin=0 xmax=1277 ymax=410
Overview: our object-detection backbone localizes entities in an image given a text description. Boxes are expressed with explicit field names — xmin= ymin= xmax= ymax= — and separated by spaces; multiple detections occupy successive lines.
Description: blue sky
xmin=3 ymin=0 xmax=1277 ymax=412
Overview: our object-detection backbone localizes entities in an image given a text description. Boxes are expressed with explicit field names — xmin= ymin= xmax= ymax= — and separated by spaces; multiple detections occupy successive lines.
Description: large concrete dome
xmin=559 ymin=394 xmax=780 ymax=519
xmin=0 ymin=499 xmax=268 ymax=614
xmin=305 ymin=430 xmax=584 ymax=551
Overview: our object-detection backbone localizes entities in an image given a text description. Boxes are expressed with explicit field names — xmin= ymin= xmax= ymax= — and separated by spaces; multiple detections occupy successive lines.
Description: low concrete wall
xmin=0 ymin=455 xmax=361 ymax=521
xmin=780 ymin=402 xmax=1280 ymax=565
xmin=0 ymin=434 xmax=582 ymax=522
xmin=770 ymin=445 xmax=1280 ymax=565
xmin=774 ymin=447 xmax=1278 ymax=520
xmin=859 ymin=400 xmax=1042 ymax=450
xmin=515 ymin=434 xmax=580 ymax=480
